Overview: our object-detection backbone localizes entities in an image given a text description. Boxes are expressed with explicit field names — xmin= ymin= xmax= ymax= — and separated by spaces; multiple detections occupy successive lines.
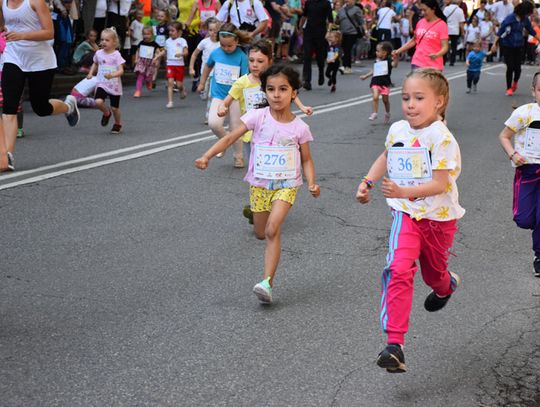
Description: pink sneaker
xmin=369 ymin=112 xmax=378 ymax=121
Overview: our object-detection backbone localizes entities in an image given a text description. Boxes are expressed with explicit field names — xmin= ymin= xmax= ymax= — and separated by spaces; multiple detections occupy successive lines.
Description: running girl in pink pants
xmin=356 ymin=68 xmax=465 ymax=373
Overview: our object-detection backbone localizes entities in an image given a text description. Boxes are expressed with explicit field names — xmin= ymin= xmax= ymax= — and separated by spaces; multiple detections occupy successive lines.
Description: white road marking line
xmin=0 ymin=64 xmax=504 ymax=191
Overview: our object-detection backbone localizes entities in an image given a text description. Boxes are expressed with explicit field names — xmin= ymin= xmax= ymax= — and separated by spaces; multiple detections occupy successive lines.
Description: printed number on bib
xmin=214 ymin=63 xmax=240 ymax=85
xmin=387 ymin=147 xmax=432 ymax=186
xmin=524 ymin=127 xmax=540 ymax=158
xmin=199 ymin=10 xmax=216 ymax=21
xmin=373 ymin=60 xmax=389 ymax=77
xmin=243 ymin=87 xmax=265 ymax=111
xmin=139 ymin=45 xmax=155 ymax=59
xmin=254 ymin=145 xmax=296 ymax=180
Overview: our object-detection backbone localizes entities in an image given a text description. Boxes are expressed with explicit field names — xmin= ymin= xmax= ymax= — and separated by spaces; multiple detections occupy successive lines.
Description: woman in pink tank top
xmin=186 ymin=0 xmax=221 ymax=36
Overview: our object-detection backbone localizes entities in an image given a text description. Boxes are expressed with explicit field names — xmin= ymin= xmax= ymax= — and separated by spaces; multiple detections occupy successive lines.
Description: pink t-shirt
xmin=93 ymin=49 xmax=125 ymax=95
xmin=241 ymin=106 xmax=313 ymax=190
xmin=412 ymin=18 xmax=449 ymax=71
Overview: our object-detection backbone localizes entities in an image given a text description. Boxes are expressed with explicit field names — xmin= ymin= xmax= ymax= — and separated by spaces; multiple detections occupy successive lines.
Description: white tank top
xmin=2 ymin=0 xmax=57 ymax=71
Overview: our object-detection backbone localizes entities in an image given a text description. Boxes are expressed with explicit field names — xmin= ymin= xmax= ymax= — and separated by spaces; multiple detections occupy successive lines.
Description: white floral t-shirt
xmin=504 ymin=103 xmax=540 ymax=167
xmin=384 ymin=120 xmax=465 ymax=221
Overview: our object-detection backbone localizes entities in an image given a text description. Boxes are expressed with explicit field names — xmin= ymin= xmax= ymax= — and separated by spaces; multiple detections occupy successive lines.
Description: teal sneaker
xmin=17 ymin=129 xmax=24 ymax=138
xmin=253 ymin=277 xmax=272 ymax=304
xmin=243 ymin=205 xmax=253 ymax=224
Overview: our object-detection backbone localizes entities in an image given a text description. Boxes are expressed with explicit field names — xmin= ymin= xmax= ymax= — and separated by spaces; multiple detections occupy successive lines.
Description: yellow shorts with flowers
xmin=249 ymin=186 xmax=298 ymax=212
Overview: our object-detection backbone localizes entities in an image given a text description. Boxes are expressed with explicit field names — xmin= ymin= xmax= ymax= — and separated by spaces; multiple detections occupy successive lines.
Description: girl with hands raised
xmin=195 ymin=64 xmax=320 ymax=305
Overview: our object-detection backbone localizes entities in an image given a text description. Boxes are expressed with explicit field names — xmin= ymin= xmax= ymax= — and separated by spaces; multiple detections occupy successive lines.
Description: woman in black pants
xmin=336 ymin=0 xmax=365 ymax=73
xmin=0 ymin=0 xmax=79 ymax=171
xmin=491 ymin=1 xmax=540 ymax=96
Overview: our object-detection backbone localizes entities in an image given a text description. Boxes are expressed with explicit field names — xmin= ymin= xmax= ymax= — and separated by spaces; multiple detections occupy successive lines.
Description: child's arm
xmin=393 ymin=37 xmax=416 ymax=57
xmin=134 ymin=48 xmax=140 ymax=65
xmin=182 ymin=46 xmax=189 ymax=59
xmin=153 ymin=48 xmax=165 ymax=64
xmin=86 ymin=62 xmax=97 ymax=79
xmin=218 ymin=94 xmax=235 ymax=117
xmin=499 ymin=126 xmax=527 ymax=166
xmin=294 ymin=96 xmax=313 ymax=116
xmin=380 ymin=170 xmax=449 ymax=199
xmin=197 ymin=64 xmax=212 ymax=92
xmin=189 ymin=47 xmax=201 ymax=77
xmin=360 ymin=70 xmax=373 ymax=80
xmin=356 ymin=151 xmax=387 ymax=204
xmin=195 ymin=124 xmax=249 ymax=169
xmin=299 ymin=143 xmax=320 ymax=197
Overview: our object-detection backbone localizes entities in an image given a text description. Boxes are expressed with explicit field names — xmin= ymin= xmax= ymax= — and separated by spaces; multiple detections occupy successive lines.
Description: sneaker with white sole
xmin=424 ymin=271 xmax=461 ymax=312
xmin=166 ymin=102 xmax=174 ymax=109
xmin=6 ymin=152 xmax=15 ymax=171
xmin=534 ymin=258 xmax=540 ymax=277
xmin=234 ymin=157 xmax=244 ymax=168
xmin=253 ymin=277 xmax=272 ymax=304
xmin=64 ymin=95 xmax=80 ymax=127
xmin=376 ymin=344 xmax=406 ymax=373
xmin=369 ymin=112 xmax=378 ymax=121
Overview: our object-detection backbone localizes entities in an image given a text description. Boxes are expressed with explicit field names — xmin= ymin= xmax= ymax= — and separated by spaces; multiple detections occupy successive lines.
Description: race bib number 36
xmin=387 ymin=147 xmax=432 ymax=186
xmin=214 ymin=63 xmax=240 ymax=85
xmin=254 ymin=145 xmax=296 ymax=180
xmin=524 ymin=127 xmax=540 ymax=158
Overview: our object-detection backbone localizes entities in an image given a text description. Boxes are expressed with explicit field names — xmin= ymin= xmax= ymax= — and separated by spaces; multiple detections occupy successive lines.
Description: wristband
xmin=361 ymin=176 xmax=375 ymax=189
xmin=509 ymin=151 xmax=518 ymax=160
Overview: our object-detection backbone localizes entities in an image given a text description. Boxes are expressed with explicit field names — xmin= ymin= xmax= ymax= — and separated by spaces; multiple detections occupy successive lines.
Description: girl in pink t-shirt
xmin=195 ymin=65 xmax=320 ymax=305
xmin=392 ymin=0 xmax=449 ymax=71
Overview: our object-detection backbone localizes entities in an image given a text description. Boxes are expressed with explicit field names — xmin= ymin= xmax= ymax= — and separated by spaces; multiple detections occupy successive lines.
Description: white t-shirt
xmin=443 ymin=4 xmax=465 ymax=36
xmin=216 ymin=0 xmax=269 ymax=28
xmin=384 ymin=120 xmax=465 ymax=221
xmin=74 ymin=77 xmax=98 ymax=96
xmin=165 ymin=37 xmax=188 ymax=66
xmin=486 ymin=1 xmax=513 ymax=24
xmin=130 ymin=20 xmax=144 ymax=46
xmin=196 ymin=37 xmax=220 ymax=75
xmin=465 ymin=25 xmax=480 ymax=43
xmin=377 ymin=7 xmax=396 ymax=30
xmin=505 ymin=103 xmax=540 ymax=166
xmin=479 ymin=20 xmax=493 ymax=39
xmin=95 ymin=0 xmax=107 ymax=18
xmin=107 ymin=0 xmax=133 ymax=16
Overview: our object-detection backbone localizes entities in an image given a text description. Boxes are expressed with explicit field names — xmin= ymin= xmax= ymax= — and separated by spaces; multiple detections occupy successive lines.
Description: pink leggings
xmin=70 ymin=89 xmax=96 ymax=108
xmin=135 ymin=72 xmax=152 ymax=92
xmin=381 ymin=210 xmax=458 ymax=345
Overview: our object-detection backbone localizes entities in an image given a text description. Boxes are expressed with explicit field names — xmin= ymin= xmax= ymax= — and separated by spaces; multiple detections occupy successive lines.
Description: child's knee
xmin=111 ymin=107 xmax=120 ymax=113
xmin=264 ymin=222 xmax=280 ymax=240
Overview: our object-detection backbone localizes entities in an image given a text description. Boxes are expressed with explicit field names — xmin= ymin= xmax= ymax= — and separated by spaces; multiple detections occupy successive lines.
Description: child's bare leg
xmin=95 ymin=98 xmax=109 ymax=114
xmin=111 ymin=107 xmax=121 ymax=124
xmin=263 ymin=200 xmax=292 ymax=285
xmin=372 ymin=88 xmax=380 ymax=114
xmin=253 ymin=211 xmax=270 ymax=240
xmin=177 ymin=80 xmax=186 ymax=98
xmin=382 ymin=95 xmax=390 ymax=113
xmin=167 ymin=78 xmax=174 ymax=103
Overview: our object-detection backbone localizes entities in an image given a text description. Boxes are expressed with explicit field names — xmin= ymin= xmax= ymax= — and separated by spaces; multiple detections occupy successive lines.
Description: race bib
xmin=254 ymin=145 xmax=297 ymax=180
xmin=97 ymin=65 xmax=117 ymax=83
xmin=373 ymin=60 xmax=389 ymax=77
xmin=524 ymin=127 xmax=540 ymax=158
xmin=214 ymin=63 xmax=240 ymax=85
xmin=387 ymin=147 xmax=432 ymax=187
xmin=327 ymin=51 xmax=336 ymax=63
xmin=199 ymin=9 xmax=216 ymax=21
xmin=243 ymin=87 xmax=265 ymax=111
xmin=155 ymin=34 xmax=166 ymax=47
xmin=139 ymin=45 xmax=155 ymax=59
xmin=167 ymin=43 xmax=183 ymax=61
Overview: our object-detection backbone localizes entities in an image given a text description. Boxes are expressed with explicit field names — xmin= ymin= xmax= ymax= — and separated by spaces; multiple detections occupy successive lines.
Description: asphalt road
xmin=0 ymin=61 xmax=539 ymax=407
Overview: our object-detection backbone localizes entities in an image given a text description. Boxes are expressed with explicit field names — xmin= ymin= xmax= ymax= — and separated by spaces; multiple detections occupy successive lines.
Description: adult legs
xmin=313 ymin=35 xmax=327 ymax=85
xmin=342 ymin=34 xmax=357 ymax=68
xmin=302 ymin=36 xmax=315 ymax=85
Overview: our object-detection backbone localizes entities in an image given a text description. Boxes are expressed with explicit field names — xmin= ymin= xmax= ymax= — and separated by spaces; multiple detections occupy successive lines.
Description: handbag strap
xmin=416 ymin=18 xmax=442 ymax=46
xmin=344 ymin=7 xmax=362 ymax=33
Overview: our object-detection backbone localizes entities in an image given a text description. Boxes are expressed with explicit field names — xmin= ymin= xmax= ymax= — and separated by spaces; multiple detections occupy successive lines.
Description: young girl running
xmin=197 ymin=23 xmax=249 ymax=168
xmin=498 ymin=72 xmax=540 ymax=278
xmin=162 ymin=22 xmax=188 ymax=107
xmin=195 ymin=64 xmax=320 ymax=304
xmin=356 ymin=68 xmax=465 ymax=373
xmin=325 ymin=30 xmax=342 ymax=93
xmin=133 ymin=26 xmax=160 ymax=98
xmin=87 ymin=28 xmax=125 ymax=134
xmin=189 ymin=18 xmax=220 ymax=123
xmin=360 ymin=41 xmax=397 ymax=123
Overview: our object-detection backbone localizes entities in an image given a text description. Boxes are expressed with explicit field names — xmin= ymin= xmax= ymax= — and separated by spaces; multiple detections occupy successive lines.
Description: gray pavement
xmin=0 ymin=61 xmax=539 ymax=406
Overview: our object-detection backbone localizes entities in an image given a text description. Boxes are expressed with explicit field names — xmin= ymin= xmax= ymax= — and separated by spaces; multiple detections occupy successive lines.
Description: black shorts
xmin=95 ymin=87 xmax=121 ymax=108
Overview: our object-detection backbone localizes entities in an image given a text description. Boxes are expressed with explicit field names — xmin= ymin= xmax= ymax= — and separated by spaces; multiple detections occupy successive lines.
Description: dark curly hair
xmin=260 ymin=64 xmax=301 ymax=92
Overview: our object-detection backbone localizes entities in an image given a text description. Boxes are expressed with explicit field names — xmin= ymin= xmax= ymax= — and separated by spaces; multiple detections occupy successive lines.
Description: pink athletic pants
xmin=380 ymin=210 xmax=458 ymax=345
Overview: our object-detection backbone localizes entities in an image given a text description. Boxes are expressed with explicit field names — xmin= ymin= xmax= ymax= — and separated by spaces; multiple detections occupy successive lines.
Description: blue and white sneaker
xmin=253 ymin=277 xmax=272 ymax=304
xmin=64 ymin=95 xmax=80 ymax=127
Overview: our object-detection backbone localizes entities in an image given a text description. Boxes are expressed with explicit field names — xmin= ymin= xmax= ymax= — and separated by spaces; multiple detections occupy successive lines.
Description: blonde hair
xmin=405 ymin=68 xmax=450 ymax=117
xmin=101 ymin=27 xmax=120 ymax=49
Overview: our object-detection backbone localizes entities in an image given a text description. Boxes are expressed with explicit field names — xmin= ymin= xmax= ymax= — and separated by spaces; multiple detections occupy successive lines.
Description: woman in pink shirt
xmin=392 ymin=0 xmax=449 ymax=71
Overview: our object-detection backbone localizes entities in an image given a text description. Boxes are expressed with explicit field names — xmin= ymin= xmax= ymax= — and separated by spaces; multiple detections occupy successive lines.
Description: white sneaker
xmin=369 ymin=112 xmax=378 ymax=121
xmin=384 ymin=113 xmax=391 ymax=124
xmin=166 ymin=102 xmax=174 ymax=109
xmin=64 ymin=95 xmax=80 ymax=127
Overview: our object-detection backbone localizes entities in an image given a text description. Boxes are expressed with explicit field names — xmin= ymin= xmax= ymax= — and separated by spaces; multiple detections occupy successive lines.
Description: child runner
xmin=129 ymin=10 xmax=145 ymax=69
xmin=465 ymin=40 xmax=492 ymax=93
xmin=464 ymin=15 xmax=481 ymax=56
xmin=197 ymin=23 xmax=250 ymax=168
xmin=356 ymin=68 xmax=465 ymax=373
xmin=498 ymin=72 xmax=540 ymax=278
xmin=133 ymin=26 xmax=160 ymax=98
xmin=154 ymin=8 xmax=170 ymax=49
xmin=87 ymin=28 xmax=125 ymax=134
xmin=195 ymin=64 xmax=320 ymax=304
xmin=360 ymin=41 xmax=397 ymax=123
xmin=189 ymin=18 xmax=220 ymax=123
xmin=325 ymin=30 xmax=342 ymax=93
xmin=163 ymin=22 xmax=188 ymax=107
xmin=69 ymin=76 xmax=98 ymax=108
